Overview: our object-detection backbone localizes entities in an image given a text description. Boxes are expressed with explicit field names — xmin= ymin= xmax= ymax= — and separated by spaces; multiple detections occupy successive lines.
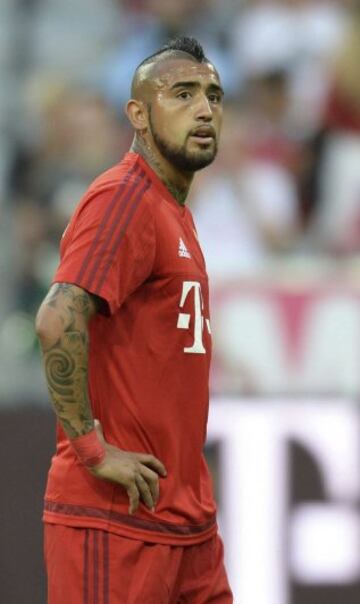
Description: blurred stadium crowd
xmin=2 ymin=0 xmax=360 ymax=400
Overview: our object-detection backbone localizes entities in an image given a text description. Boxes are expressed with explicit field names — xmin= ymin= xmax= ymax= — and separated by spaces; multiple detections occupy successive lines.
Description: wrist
xmin=70 ymin=429 xmax=106 ymax=468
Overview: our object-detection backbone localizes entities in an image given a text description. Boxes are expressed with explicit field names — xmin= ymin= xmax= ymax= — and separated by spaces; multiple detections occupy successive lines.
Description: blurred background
xmin=1 ymin=0 xmax=360 ymax=602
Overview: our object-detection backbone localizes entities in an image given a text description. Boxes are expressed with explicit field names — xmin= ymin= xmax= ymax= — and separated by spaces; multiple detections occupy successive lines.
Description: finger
xmin=135 ymin=474 xmax=154 ymax=511
xmin=136 ymin=454 xmax=167 ymax=477
xmin=126 ymin=483 xmax=140 ymax=515
xmin=139 ymin=465 xmax=159 ymax=506
xmin=93 ymin=419 xmax=105 ymax=443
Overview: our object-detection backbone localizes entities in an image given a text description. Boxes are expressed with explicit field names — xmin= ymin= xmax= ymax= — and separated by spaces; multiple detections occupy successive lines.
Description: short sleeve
xmin=53 ymin=177 xmax=154 ymax=314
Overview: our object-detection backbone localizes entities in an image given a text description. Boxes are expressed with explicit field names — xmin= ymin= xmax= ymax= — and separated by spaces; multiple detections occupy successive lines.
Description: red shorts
xmin=44 ymin=523 xmax=233 ymax=603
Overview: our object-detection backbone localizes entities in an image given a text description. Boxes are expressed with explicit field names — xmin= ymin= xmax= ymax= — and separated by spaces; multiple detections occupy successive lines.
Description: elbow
xmin=35 ymin=311 xmax=50 ymax=346
xmin=35 ymin=306 xmax=61 ymax=348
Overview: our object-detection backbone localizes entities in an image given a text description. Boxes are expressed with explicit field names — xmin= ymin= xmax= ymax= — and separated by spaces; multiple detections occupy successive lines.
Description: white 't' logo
xmin=177 ymin=281 xmax=211 ymax=354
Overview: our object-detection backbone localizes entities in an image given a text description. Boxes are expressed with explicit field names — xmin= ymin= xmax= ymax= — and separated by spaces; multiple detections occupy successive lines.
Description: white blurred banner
xmin=211 ymin=280 xmax=360 ymax=395
xmin=208 ymin=399 xmax=360 ymax=604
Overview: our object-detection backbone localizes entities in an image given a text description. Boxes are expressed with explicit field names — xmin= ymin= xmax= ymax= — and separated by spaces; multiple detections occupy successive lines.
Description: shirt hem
xmin=43 ymin=507 xmax=218 ymax=546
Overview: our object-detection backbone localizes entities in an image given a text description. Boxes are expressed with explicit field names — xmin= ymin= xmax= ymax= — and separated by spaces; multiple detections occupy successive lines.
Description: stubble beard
xmin=149 ymin=112 xmax=218 ymax=172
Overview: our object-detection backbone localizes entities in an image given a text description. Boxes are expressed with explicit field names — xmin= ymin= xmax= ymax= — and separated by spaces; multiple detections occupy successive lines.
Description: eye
xmin=177 ymin=91 xmax=192 ymax=100
xmin=208 ymin=93 xmax=221 ymax=104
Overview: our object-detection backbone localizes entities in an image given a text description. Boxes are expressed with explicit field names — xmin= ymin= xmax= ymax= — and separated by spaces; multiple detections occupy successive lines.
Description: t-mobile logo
xmin=208 ymin=400 xmax=360 ymax=604
xmin=177 ymin=281 xmax=211 ymax=354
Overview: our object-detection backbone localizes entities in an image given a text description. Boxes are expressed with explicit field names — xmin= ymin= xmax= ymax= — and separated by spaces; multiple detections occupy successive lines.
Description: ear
xmin=125 ymin=99 xmax=148 ymax=132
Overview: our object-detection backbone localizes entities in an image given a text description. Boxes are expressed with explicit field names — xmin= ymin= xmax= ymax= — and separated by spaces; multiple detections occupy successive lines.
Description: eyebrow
xmin=170 ymin=81 xmax=224 ymax=96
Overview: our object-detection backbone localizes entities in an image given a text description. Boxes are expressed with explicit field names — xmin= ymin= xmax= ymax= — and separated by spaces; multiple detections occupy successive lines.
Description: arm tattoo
xmin=39 ymin=283 xmax=95 ymax=439
xmin=44 ymin=282 xmax=93 ymax=317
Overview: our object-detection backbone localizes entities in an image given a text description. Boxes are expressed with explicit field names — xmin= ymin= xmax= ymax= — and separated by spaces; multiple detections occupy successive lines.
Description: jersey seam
xmin=44 ymin=499 xmax=216 ymax=530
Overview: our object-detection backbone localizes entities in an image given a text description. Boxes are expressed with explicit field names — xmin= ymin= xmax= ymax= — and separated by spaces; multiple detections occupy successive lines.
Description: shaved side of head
xmin=131 ymin=51 xmax=200 ymax=101
xmin=130 ymin=37 xmax=211 ymax=102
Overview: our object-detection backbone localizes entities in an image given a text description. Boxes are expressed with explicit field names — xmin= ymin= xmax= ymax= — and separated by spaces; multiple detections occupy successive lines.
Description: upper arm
xmin=35 ymin=283 xmax=99 ymax=348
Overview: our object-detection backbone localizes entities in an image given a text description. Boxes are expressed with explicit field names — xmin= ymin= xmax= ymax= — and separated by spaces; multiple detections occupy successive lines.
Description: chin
xmin=154 ymin=133 xmax=217 ymax=172
xmin=185 ymin=151 xmax=217 ymax=171
xmin=173 ymin=146 xmax=217 ymax=171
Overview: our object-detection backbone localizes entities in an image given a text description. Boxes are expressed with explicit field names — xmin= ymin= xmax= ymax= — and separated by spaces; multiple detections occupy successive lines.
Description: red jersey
xmin=43 ymin=152 xmax=217 ymax=545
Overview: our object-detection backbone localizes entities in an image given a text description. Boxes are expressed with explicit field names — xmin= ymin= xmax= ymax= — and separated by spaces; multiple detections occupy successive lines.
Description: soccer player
xmin=36 ymin=36 xmax=233 ymax=603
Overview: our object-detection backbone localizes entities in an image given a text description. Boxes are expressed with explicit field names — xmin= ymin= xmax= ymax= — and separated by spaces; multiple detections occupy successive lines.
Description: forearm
xmin=40 ymin=325 xmax=93 ymax=439
xmin=36 ymin=284 xmax=166 ymax=513
xmin=36 ymin=283 xmax=96 ymax=439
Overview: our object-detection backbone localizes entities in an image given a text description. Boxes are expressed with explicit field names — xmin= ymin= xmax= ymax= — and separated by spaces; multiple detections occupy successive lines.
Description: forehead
xmin=150 ymin=57 xmax=221 ymax=89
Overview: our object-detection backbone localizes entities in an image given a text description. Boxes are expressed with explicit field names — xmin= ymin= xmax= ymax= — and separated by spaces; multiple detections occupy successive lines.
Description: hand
xmin=89 ymin=420 xmax=167 ymax=515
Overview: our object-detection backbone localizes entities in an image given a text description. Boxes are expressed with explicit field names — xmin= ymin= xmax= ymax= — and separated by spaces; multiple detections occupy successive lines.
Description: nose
xmin=195 ymin=93 xmax=213 ymax=122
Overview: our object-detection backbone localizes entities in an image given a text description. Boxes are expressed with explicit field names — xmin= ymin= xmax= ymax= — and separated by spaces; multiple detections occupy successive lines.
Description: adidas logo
xmin=178 ymin=237 xmax=191 ymax=259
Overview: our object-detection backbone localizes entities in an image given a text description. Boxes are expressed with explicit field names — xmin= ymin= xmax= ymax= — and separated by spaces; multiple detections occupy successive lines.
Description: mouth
xmin=189 ymin=127 xmax=216 ymax=145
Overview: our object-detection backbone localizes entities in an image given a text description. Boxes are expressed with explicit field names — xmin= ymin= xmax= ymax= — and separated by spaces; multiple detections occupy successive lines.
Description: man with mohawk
xmin=36 ymin=36 xmax=232 ymax=603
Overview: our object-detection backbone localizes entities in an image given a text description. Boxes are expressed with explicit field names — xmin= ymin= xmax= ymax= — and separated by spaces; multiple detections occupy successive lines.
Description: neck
xmin=130 ymin=136 xmax=193 ymax=206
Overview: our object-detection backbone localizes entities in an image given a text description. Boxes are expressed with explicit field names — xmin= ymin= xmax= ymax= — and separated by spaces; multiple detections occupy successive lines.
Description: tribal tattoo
xmin=39 ymin=283 xmax=95 ymax=438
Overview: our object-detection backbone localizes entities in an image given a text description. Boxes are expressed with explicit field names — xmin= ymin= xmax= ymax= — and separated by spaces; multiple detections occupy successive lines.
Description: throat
xmin=165 ymin=182 xmax=187 ymax=205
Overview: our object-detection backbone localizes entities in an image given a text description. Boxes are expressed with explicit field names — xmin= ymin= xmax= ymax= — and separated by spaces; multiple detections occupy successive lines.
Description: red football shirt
xmin=43 ymin=152 xmax=217 ymax=545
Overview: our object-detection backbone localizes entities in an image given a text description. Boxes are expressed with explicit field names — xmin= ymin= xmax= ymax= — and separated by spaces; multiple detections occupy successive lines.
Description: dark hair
xmin=136 ymin=36 xmax=208 ymax=71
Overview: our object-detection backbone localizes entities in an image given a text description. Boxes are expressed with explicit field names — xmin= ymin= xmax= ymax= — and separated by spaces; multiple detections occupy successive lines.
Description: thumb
xmin=94 ymin=419 xmax=105 ymax=443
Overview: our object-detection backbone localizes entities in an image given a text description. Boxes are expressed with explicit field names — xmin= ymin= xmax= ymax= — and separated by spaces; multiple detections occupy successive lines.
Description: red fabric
xmin=43 ymin=153 xmax=217 ymax=545
xmin=71 ymin=429 xmax=106 ymax=468
xmin=44 ymin=524 xmax=233 ymax=603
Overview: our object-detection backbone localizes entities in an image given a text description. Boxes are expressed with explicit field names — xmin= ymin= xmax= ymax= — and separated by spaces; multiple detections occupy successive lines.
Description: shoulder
xmin=89 ymin=155 xmax=151 ymax=197
xmin=77 ymin=157 xmax=155 ymax=223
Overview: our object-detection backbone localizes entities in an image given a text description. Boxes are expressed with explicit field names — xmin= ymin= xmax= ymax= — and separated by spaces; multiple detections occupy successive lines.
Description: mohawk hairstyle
xmin=135 ymin=36 xmax=209 ymax=72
